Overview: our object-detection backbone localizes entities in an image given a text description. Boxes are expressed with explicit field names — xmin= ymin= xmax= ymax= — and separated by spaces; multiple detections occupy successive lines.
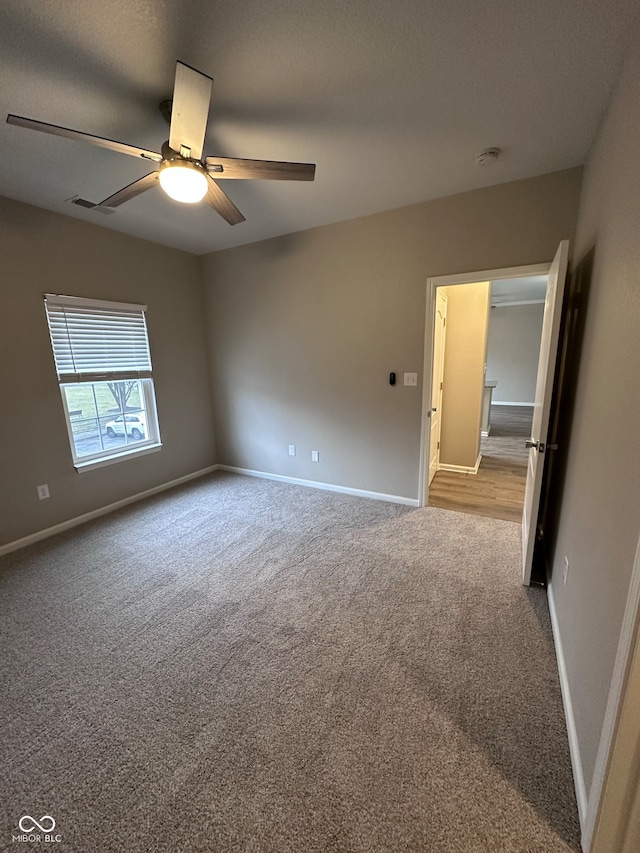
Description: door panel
xmin=522 ymin=240 xmax=569 ymax=585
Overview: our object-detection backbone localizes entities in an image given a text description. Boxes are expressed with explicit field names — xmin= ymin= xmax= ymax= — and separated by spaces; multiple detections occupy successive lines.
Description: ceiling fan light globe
xmin=159 ymin=160 xmax=207 ymax=203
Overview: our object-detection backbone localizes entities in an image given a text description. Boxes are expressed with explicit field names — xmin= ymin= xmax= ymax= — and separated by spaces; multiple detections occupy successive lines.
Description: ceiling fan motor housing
xmin=159 ymin=99 xmax=173 ymax=126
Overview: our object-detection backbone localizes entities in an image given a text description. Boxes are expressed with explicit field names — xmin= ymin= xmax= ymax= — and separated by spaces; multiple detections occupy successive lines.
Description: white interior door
xmin=429 ymin=290 xmax=447 ymax=485
xmin=522 ymin=240 xmax=569 ymax=584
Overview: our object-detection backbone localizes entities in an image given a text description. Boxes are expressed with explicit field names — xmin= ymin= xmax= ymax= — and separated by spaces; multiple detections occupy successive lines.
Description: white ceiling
xmin=1 ymin=0 xmax=637 ymax=255
xmin=491 ymin=276 xmax=548 ymax=305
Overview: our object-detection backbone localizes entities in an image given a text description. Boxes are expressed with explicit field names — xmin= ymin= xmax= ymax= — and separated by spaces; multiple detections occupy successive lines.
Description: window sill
xmin=74 ymin=443 xmax=162 ymax=473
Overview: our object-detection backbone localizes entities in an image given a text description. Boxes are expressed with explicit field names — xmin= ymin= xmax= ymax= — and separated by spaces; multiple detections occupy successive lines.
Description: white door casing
xmin=521 ymin=240 xmax=569 ymax=585
xmin=429 ymin=290 xmax=447 ymax=485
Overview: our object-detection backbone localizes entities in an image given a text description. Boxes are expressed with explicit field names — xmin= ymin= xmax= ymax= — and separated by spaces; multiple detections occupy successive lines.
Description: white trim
xmin=1 ymin=465 xmax=418 ymax=558
xmin=437 ymin=453 xmax=482 ymax=476
xmin=218 ymin=465 xmax=419 ymax=506
xmin=0 ymin=465 xmax=219 ymax=557
xmin=547 ymin=581 xmax=588 ymax=826
xmin=418 ymin=277 xmax=438 ymax=506
xmin=492 ymin=400 xmax=535 ymax=407
xmin=75 ymin=443 xmax=162 ymax=472
xmin=581 ymin=533 xmax=640 ymax=852
xmin=45 ymin=293 xmax=147 ymax=312
xmin=420 ymin=261 xmax=552 ymax=507
xmin=428 ymin=263 xmax=551 ymax=289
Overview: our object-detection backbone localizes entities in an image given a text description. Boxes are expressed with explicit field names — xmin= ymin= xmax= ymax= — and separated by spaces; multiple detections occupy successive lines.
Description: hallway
xmin=428 ymin=405 xmax=532 ymax=523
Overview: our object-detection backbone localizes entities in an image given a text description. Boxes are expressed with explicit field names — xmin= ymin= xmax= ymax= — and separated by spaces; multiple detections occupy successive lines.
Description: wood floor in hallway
xmin=428 ymin=405 xmax=533 ymax=523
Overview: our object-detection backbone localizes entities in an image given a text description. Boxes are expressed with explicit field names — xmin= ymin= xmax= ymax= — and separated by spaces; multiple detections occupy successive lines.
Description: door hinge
xmin=437 ymin=441 xmax=440 ymax=450
xmin=440 ymin=381 xmax=443 ymax=390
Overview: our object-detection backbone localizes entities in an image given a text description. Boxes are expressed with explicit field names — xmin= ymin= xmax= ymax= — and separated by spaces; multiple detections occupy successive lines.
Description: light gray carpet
xmin=0 ymin=472 xmax=580 ymax=852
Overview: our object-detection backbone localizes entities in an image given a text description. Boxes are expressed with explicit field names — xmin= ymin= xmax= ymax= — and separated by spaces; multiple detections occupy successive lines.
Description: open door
xmin=522 ymin=240 xmax=569 ymax=585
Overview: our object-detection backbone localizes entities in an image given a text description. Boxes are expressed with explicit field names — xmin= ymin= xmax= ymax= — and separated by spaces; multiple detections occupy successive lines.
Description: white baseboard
xmin=0 ymin=465 xmax=219 ymax=557
xmin=438 ymin=453 xmax=482 ymax=476
xmin=547 ymin=581 xmax=588 ymax=827
xmin=0 ymin=464 xmax=418 ymax=557
xmin=492 ymin=401 xmax=535 ymax=407
xmin=217 ymin=465 xmax=419 ymax=506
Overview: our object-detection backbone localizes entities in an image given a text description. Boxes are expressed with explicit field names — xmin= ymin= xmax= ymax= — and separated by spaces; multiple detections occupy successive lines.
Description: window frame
xmin=44 ymin=294 xmax=162 ymax=471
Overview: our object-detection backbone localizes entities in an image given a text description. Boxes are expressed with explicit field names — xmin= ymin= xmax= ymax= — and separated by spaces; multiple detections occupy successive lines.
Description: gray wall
xmin=202 ymin=168 xmax=582 ymax=500
xmin=0 ymin=197 xmax=216 ymax=547
xmin=486 ymin=302 xmax=545 ymax=404
xmin=548 ymin=33 xmax=640 ymax=804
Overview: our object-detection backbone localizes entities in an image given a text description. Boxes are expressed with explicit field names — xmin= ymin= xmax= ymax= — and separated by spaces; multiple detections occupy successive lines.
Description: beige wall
xmin=0 ymin=196 xmax=216 ymax=547
xmin=548 ymin=28 xmax=640 ymax=813
xmin=486 ymin=302 xmax=545 ymax=404
xmin=202 ymin=168 xmax=581 ymax=499
xmin=439 ymin=283 xmax=490 ymax=469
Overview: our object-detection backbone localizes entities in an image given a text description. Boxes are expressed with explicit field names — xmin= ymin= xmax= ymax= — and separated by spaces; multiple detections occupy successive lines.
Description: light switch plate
xmin=404 ymin=372 xmax=418 ymax=386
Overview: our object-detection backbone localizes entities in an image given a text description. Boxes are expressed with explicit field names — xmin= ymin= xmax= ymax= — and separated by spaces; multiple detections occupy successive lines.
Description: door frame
xmin=428 ymin=289 xmax=448 ymax=485
xmin=581 ymin=533 xmax=640 ymax=852
xmin=418 ymin=261 xmax=551 ymax=508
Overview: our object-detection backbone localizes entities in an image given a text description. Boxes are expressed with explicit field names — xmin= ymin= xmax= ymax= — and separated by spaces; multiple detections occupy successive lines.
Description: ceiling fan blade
xmin=205 ymin=157 xmax=316 ymax=181
xmin=96 ymin=172 xmax=159 ymax=208
xmin=169 ymin=62 xmax=212 ymax=161
xmin=205 ymin=175 xmax=245 ymax=225
xmin=6 ymin=114 xmax=162 ymax=162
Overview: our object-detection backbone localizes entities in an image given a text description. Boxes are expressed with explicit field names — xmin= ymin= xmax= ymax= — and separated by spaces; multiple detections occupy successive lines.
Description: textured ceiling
xmin=0 ymin=0 xmax=637 ymax=255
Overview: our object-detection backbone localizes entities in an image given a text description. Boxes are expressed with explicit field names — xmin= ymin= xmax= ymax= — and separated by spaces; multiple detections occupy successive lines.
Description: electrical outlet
xmin=563 ymin=556 xmax=569 ymax=585
xmin=37 ymin=484 xmax=50 ymax=500
xmin=288 ymin=445 xmax=296 ymax=456
xmin=404 ymin=372 xmax=418 ymax=386
xmin=311 ymin=450 xmax=319 ymax=462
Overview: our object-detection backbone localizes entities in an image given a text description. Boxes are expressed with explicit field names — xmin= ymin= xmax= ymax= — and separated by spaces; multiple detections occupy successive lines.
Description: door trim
xmin=418 ymin=262 xmax=551 ymax=507
xmin=428 ymin=289 xmax=448 ymax=485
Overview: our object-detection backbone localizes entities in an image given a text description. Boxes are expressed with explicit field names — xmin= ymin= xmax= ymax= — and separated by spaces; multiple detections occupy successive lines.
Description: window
xmin=44 ymin=294 xmax=161 ymax=470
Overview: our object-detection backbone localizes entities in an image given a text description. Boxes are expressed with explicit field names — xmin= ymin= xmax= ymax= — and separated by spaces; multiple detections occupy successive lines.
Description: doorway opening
xmin=419 ymin=263 xmax=551 ymax=510
xmin=418 ymin=242 xmax=569 ymax=585
xmin=425 ymin=274 xmax=548 ymax=523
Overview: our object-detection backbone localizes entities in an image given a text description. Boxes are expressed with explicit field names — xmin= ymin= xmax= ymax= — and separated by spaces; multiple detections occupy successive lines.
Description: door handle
xmin=525 ymin=439 xmax=539 ymax=449
xmin=432 ymin=407 xmax=437 ymax=413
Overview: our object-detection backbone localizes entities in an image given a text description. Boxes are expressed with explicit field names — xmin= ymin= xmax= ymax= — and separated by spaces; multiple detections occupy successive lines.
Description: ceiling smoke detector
xmin=476 ymin=148 xmax=501 ymax=166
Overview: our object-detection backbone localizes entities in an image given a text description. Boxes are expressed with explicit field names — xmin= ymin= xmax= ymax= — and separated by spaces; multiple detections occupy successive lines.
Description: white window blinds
xmin=44 ymin=294 xmax=152 ymax=383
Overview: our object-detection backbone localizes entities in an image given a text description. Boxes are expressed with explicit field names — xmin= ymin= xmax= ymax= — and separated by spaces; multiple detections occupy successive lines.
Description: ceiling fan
xmin=6 ymin=61 xmax=316 ymax=226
